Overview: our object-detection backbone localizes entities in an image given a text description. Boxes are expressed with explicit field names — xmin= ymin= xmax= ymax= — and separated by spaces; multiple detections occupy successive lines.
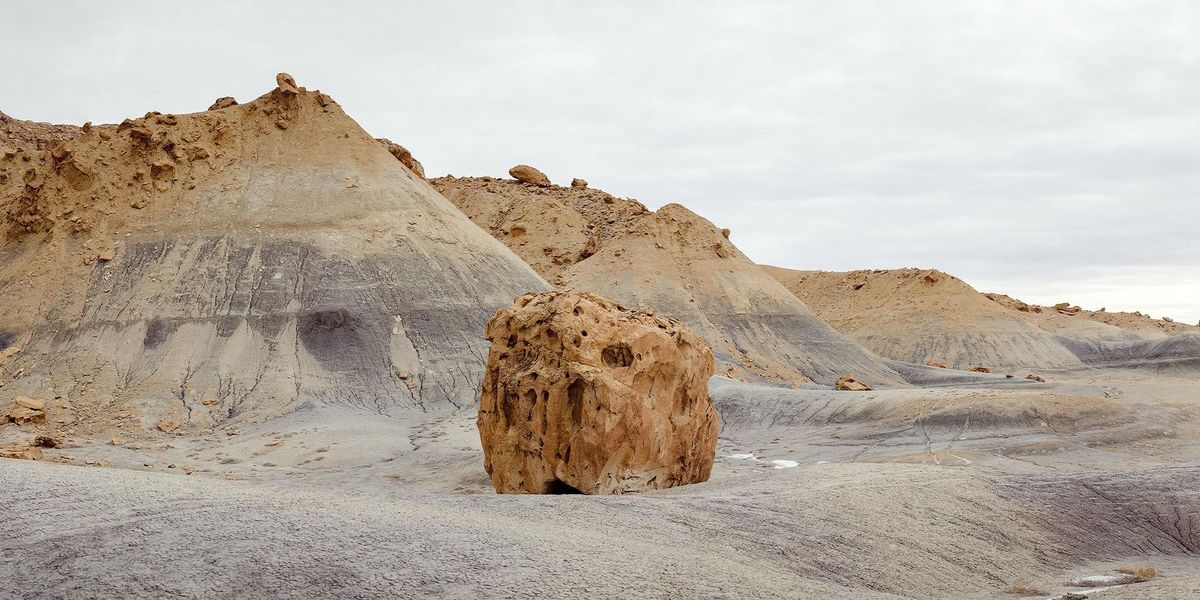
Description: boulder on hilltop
xmin=509 ymin=164 xmax=551 ymax=187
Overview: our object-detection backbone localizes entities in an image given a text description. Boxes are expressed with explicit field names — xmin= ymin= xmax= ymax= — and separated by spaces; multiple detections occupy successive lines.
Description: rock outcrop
xmin=508 ymin=164 xmax=550 ymax=187
xmin=571 ymin=178 xmax=587 ymax=188
xmin=3 ymin=396 xmax=47 ymax=426
xmin=207 ymin=97 xmax=238 ymax=111
xmin=0 ymin=442 xmax=42 ymax=460
xmin=478 ymin=291 xmax=719 ymax=495
xmin=377 ymin=138 xmax=425 ymax=178
xmin=835 ymin=374 xmax=872 ymax=391
xmin=1055 ymin=302 xmax=1082 ymax=315
xmin=275 ymin=72 xmax=300 ymax=95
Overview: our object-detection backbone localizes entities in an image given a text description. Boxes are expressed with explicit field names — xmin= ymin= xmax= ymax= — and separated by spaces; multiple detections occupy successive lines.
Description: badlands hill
xmin=764 ymin=267 xmax=1084 ymax=371
xmin=767 ymin=266 xmax=1200 ymax=373
xmin=0 ymin=77 xmax=547 ymax=439
xmin=432 ymin=176 xmax=905 ymax=387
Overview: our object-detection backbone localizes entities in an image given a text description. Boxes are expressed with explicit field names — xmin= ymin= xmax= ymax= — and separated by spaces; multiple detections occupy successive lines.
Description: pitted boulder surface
xmin=478 ymin=291 xmax=718 ymax=495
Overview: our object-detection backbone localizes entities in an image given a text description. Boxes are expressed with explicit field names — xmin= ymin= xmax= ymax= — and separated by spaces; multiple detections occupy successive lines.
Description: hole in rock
xmin=544 ymin=479 xmax=583 ymax=494
xmin=602 ymin=344 xmax=634 ymax=368
xmin=567 ymin=379 xmax=585 ymax=424
xmin=501 ymin=390 xmax=518 ymax=424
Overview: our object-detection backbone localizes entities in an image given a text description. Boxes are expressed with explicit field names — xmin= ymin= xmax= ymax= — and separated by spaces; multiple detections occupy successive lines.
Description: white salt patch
xmin=771 ymin=460 xmax=799 ymax=469
xmin=727 ymin=453 xmax=758 ymax=460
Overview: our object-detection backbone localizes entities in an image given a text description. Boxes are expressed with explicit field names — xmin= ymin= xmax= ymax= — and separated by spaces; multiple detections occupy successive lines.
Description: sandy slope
xmin=433 ymin=177 xmax=904 ymax=388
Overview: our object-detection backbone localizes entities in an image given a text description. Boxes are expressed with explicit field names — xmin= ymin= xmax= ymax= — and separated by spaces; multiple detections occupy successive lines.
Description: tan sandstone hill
xmin=764 ymin=267 xmax=1086 ymax=371
xmin=432 ymin=176 xmax=906 ymax=387
xmin=0 ymin=76 xmax=548 ymax=440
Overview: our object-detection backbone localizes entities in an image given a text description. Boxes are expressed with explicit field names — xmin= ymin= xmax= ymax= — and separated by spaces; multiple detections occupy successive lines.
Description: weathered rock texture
xmin=478 ymin=291 xmax=718 ymax=495
xmin=376 ymin=138 xmax=425 ymax=178
xmin=834 ymin=374 xmax=871 ymax=391
xmin=508 ymin=164 xmax=550 ymax=187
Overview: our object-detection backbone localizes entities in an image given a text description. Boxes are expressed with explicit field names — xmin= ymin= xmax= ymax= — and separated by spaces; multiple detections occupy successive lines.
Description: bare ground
xmin=2 ymin=370 xmax=1199 ymax=599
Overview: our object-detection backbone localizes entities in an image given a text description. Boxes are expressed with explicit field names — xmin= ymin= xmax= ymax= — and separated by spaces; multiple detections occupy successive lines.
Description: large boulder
xmin=508 ymin=164 xmax=551 ymax=187
xmin=478 ymin=291 xmax=718 ymax=494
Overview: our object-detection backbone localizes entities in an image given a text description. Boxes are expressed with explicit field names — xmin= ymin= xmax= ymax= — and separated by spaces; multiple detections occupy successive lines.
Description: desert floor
xmin=3 ymin=369 xmax=1198 ymax=599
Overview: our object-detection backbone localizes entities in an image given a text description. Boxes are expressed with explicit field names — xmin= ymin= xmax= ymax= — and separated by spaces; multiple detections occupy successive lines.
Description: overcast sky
xmin=7 ymin=1 xmax=1198 ymax=323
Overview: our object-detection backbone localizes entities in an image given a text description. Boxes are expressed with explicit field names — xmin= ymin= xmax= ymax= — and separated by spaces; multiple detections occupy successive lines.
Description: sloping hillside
xmin=0 ymin=77 xmax=548 ymax=438
xmin=433 ymin=177 xmax=906 ymax=387
xmin=764 ymin=267 xmax=1085 ymax=371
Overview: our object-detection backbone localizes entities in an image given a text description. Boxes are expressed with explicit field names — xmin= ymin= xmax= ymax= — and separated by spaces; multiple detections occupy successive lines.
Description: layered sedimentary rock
xmin=0 ymin=76 xmax=548 ymax=433
xmin=433 ymin=176 xmax=907 ymax=388
xmin=478 ymin=291 xmax=718 ymax=495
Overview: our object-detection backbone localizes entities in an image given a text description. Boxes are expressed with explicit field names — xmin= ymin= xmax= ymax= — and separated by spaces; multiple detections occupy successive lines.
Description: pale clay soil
xmin=3 ymin=369 xmax=1199 ymax=599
